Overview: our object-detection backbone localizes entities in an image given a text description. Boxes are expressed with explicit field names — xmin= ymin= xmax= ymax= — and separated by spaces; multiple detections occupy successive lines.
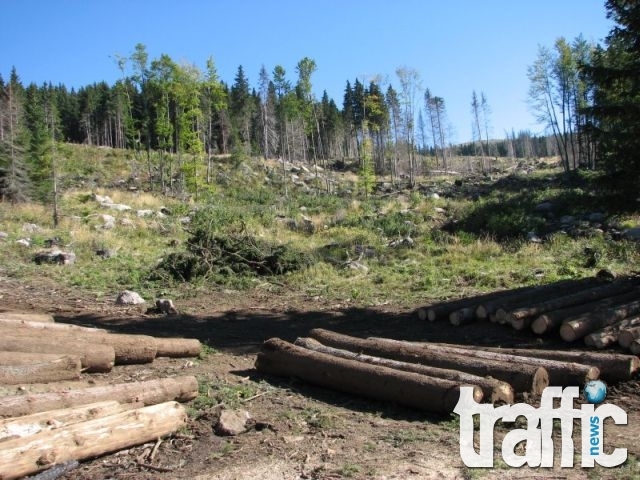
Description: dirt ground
xmin=1 ymin=275 xmax=639 ymax=480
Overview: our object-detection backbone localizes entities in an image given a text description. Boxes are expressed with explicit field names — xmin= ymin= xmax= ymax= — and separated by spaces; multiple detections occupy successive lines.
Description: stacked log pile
xmin=255 ymin=328 xmax=638 ymax=415
xmin=416 ymin=274 xmax=640 ymax=353
xmin=0 ymin=311 xmax=201 ymax=479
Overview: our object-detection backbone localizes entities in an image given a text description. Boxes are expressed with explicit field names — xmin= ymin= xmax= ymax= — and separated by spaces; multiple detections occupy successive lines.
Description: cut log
xmin=256 ymin=338 xmax=482 ymax=414
xmin=0 ymin=312 xmax=54 ymax=323
xmin=0 ymin=401 xmax=187 ymax=480
xmin=0 ymin=335 xmax=114 ymax=373
xmin=154 ymin=338 xmax=202 ymax=358
xmin=0 ymin=375 xmax=199 ymax=418
xmin=414 ymin=343 xmax=638 ymax=384
xmin=618 ymin=325 xmax=640 ymax=349
xmin=531 ymin=289 xmax=640 ymax=335
xmin=0 ymin=352 xmax=81 ymax=385
xmin=630 ymin=340 xmax=640 ymax=355
xmin=476 ymin=277 xmax=605 ymax=320
xmin=363 ymin=335 xmax=599 ymax=388
xmin=2 ymin=327 xmax=157 ymax=365
xmin=308 ymin=329 xmax=548 ymax=394
xmin=417 ymin=287 xmax=528 ymax=322
xmin=294 ymin=337 xmax=514 ymax=404
xmin=449 ymin=307 xmax=477 ymax=326
xmin=584 ymin=316 xmax=640 ymax=349
xmin=0 ymin=318 xmax=106 ymax=332
xmin=503 ymin=281 xmax=639 ymax=330
xmin=560 ymin=298 xmax=640 ymax=342
xmin=0 ymin=401 xmax=133 ymax=441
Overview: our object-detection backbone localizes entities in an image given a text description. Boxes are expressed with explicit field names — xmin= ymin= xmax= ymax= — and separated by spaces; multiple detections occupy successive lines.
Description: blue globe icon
xmin=584 ymin=380 xmax=607 ymax=404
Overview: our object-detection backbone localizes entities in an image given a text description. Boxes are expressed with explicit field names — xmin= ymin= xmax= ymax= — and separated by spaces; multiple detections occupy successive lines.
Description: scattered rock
xmin=16 ymin=238 xmax=31 ymax=247
xmin=33 ymin=250 xmax=76 ymax=265
xmin=137 ymin=209 xmax=154 ymax=217
xmin=588 ymin=212 xmax=606 ymax=223
xmin=156 ymin=298 xmax=178 ymax=315
xmin=92 ymin=193 xmax=113 ymax=204
xmin=115 ymin=290 xmax=146 ymax=305
xmin=215 ymin=409 xmax=252 ymax=436
xmin=0 ymin=232 xmax=8 ymax=240
xmin=559 ymin=215 xmax=576 ymax=225
xmin=534 ymin=202 xmax=554 ymax=213
xmin=44 ymin=237 xmax=63 ymax=248
xmin=527 ymin=231 xmax=543 ymax=243
xmin=101 ymin=202 xmax=132 ymax=212
xmin=120 ymin=218 xmax=135 ymax=228
xmin=345 ymin=261 xmax=368 ymax=273
xmin=179 ymin=217 xmax=191 ymax=224
xmin=160 ymin=207 xmax=172 ymax=216
xmin=431 ymin=193 xmax=440 ymax=200
xmin=22 ymin=223 xmax=41 ymax=233
xmin=100 ymin=214 xmax=116 ymax=229
xmin=434 ymin=207 xmax=446 ymax=214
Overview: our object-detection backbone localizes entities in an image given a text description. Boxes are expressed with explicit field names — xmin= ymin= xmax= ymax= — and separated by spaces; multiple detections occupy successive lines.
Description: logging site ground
xmin=2 ymin=147 xmax=640 ymax=479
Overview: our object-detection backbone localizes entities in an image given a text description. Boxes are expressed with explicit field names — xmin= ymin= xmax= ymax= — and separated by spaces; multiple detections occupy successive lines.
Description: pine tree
xmin=0 ymin=68 xmax=31 ymax=202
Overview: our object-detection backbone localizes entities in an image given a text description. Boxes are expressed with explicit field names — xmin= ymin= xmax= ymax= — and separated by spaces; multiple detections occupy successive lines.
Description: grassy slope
xmin=1 ymin=144 xmax=639 ymax=310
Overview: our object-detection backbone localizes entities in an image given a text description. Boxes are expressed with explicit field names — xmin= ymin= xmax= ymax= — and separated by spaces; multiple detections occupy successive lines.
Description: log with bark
xmin=560 ymin=298 xmax=640 ymax=342
xmin=630 ymin=340 xmax=640 ymax=355
xmin=475 ymin=277 xmax=605 ymax=320
xmin=0 ymin=312 xmax=54 ymax=323
xmin=0 ymin=375 xmax=199 ymax=418
xmin=449 ymin=307 xmax=478 ymax=326
xmin=531 ymin=289 xmax=640 ymax=335
xmin=502 ymin=282 xmax=639 ymax=331
xmin=0 ymin=352 xmax=82 ymax=385
xmin=0 ymin=401 xmax=136 ymax=441
xmin=2 ymin=326 xmax=157 ymax=365
xmin=618 ymin=325 xmax=640 ymax=350
xmin=308 ymin=329 xmax=548 ymax=394
xmin=0 ymin=335 xmax=115 ymax=373
xmin=0 ymin=401 xmax=187 ymax=480
xmin=412 ymin=343 xmax=638 ymax=384
xmin=584 ymin=316 xmax=640 ymax=349
xmin=154 ymin=338 xmax=202 ymax=358
xmin=294 ymin=337 xmax=514 ymax=404
xmin=362 ymin=335 xmax=599 ymax=388
xmin=256 ymin=338 xmax=482 ymax=414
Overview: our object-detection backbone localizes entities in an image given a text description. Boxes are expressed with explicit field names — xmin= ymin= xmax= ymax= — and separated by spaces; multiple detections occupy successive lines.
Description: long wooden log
xmin=308 ymin=329 xmax=548 ymax=394
xmin=3 ymin=327 xmax=157 ymax=365
xmin=584 ymin=316 xmax=640 ymax=349
xmin=0 ymin=375 xmax=199 ymax=418
xmin=154 ymin=338 xmax=202 ymax=358
xmin=560 ymin=299 xmax=640 ymax=342
xmin=618 ymin=325 xmax=640 ymax=349
xmin=411 ymin=342 xmax=638 ymax=384
xmin=476 ymin=277 xmax=605 ymax=320
xmin=0 ymin=318 xmax=106 ymax=332
xmin=504 ymin=282 xmax=639 ymax=331
xmin=364 ymin=335 xmax=599 ymax=387
xmin=0 ymin=401 xmax=187 ymax=480
xmin=0 ymin=335 xmax=115 ymax=373
xmin=0 ymin=312 xmax=54 ymax=323
xmin=256 ymin=338 xmax=482 ymax=414
xmin=294 ymin=337 xmax=514 ymax=404
xmin=0 ymin=352 xmax=81 ymax=385
xmin=531 ymin=289 xmax=640 ymax=335
xmin=0 ymin=401 xmax=134 ymax=441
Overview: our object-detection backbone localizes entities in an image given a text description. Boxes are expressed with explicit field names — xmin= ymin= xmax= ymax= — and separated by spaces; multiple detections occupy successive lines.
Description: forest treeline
xmin=0 ymin=0 xmax=638 ymax=203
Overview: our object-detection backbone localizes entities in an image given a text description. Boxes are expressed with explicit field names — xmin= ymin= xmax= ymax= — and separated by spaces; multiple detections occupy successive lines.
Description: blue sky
xmin=1 ymin=1 xmax=613 ymax=142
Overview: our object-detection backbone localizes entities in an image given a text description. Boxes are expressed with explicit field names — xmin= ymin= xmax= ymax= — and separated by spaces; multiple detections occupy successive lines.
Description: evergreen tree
xmin=0 ymin=68 xmax=31 ymax=202
xmin=586 ymin=0 xmax=640 ymax=190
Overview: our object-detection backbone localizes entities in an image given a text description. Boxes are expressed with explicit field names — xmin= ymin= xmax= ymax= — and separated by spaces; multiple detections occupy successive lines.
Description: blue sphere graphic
xmin=584 ymin=380 xmax=607 ymax=404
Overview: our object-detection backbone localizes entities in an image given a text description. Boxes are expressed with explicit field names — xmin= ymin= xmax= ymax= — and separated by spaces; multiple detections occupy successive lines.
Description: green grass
xmin=2 ymin=145 xmax=640 ymax=308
